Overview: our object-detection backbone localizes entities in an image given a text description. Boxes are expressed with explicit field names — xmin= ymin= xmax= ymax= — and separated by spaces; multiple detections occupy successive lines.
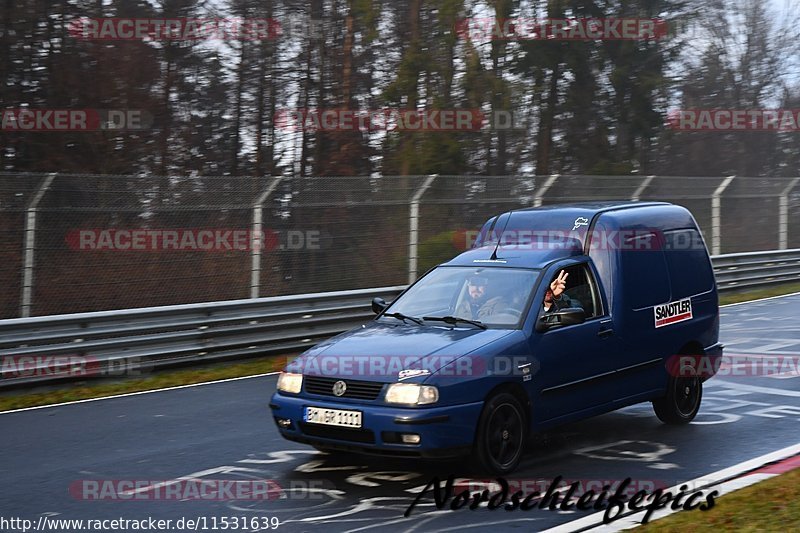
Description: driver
xmin=460 ymin=274 xmax=508 ymax=320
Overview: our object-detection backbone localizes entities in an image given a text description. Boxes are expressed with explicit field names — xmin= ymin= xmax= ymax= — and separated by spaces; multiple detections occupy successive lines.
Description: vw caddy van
xmin=270 ymin=202 xmax=723 ymax=474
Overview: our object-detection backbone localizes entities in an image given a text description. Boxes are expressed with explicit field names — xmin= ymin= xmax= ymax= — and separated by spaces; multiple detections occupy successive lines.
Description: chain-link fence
xmin=2 ymin=172 xmax=799 ymax=319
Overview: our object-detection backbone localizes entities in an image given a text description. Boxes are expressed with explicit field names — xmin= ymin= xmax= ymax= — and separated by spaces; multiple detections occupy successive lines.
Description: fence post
xmin=779 ymin=178 xmax=800 ymax=250
xmin=250 ymin=177 xmax=283 ymax=299
xmin=20 ymin=173 xmax=57 ymax=318
xmin=408 ymin=175 xmax=437 ymax=285
xmin=533 ymin=174 xmax=559 ymax=207
xmin=711 ymin=175 xmax=736 ymax=255
xmin=631 ymin=175 xmax=655 ymax=201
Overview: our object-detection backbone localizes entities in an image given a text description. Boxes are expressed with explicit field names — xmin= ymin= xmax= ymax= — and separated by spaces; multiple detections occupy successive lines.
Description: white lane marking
xmin=712 ymin=380 xmax=800 ymax=398
xmin=690 ymin=412 xmax=742 ymax=425
xmin=697 ymin=397 xmax=771 ymax=411
xmin=542 ymin=442 xmax=800 ymax=532
xmin=723 ymin=349 xmax=800 ymax=356
xmin=238 ymin=450 xmax=318 ymax=464
xmin=744 ymin=405 xmax=800 ymax=419
xmin=691 ymin=391 xmax=800 ymax=424
xmin=766 ymin=372 xmax=800 ymax=380
xmin=425 ymin=518 xmax=544 ymax=532
xmin=345 ymin=471 xmax=421 ymax=487
xmin=403 ymin=515 xmax=447 ymax=533
xmin=289 ymin=496 xmax=421 ymax=523
xmin=718 ymin=355 xmax=800 ymax=380
xmin=1 ymin=291 xmax=798 ymax=416
xmin=743 ymin=340 xmax=800 ymax=351
xmin=118 ymin=466 xmax=264 ymax=496
xmin=405 ymin=478 xmax=476 ymax=494
xmin=721 ymin=352 xmax=800 ymax=357
xmin=574 ymin=440 xmax=676 ymax=466
xmin=0 ymin=372 xmax=280 ymax=415
xmin=704 ymin=387 xmax=750 ymax=396
xmin=295 ymin=460 xmax=362 ymax=473
xmin=722 ymin=325 xmax=800 ymax=333
xmin=338 ymin=512 xmax=448 ymax=532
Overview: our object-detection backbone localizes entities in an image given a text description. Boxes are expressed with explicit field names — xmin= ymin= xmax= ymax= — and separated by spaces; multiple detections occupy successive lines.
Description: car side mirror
xmin=536 ymin=307 xmax=586 ymax=332
xmin=372 ymin=297 xmax=388 ymax=314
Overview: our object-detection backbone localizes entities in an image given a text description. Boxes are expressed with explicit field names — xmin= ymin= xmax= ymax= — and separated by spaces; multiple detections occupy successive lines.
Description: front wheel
xmin=473 ymin=392 xmax=527 ymax=475
xmin=652 ymin=376 xmax=702 ymax=424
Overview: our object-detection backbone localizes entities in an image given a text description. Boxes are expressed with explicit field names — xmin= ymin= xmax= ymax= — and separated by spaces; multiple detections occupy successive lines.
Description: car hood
xmin=287 ymin=321 xmax=515 ymax=383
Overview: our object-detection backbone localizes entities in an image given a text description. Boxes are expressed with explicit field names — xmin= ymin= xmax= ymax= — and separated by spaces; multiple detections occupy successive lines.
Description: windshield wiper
xmin=422 ymin=315 xmax=488 ymax=329
xmin=382 ymin=312 xmax=424 ymax=325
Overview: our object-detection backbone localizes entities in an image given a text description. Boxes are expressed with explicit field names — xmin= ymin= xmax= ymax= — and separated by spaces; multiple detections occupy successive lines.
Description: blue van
xmin=269 ymin=202 xmax=723 ymax=474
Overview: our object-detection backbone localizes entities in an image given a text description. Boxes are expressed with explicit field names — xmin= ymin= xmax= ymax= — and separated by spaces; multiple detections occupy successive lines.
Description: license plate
xmin=304 ymin=406 xmax=362 ymax=428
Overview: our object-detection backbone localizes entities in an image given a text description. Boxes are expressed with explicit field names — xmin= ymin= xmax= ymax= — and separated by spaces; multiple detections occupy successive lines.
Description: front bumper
xmin=269 ymin=393 xmax=483 ymax=458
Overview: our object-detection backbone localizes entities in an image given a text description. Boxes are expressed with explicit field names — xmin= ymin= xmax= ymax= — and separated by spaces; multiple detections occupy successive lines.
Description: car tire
xmin=473 ymin=392 xmax=527 ymax=475
xmin=652 ymin=376 xmax=702 ymax=424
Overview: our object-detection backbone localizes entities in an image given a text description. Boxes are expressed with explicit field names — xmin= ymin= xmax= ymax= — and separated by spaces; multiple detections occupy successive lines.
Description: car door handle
xmin=597 ymin=328 xmax=614 ymax=338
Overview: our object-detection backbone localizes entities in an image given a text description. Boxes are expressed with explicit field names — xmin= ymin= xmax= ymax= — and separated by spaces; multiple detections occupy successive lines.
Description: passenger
xmin=543 ymin=270 xmax=574 ymax=313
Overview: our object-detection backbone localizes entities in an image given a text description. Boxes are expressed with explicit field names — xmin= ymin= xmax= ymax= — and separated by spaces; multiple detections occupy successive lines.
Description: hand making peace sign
xmin=549 ymin=269 xmax=569 ymax=299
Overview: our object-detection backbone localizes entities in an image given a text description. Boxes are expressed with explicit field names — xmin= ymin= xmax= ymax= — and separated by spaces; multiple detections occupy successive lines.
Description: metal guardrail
xmin=1 ymin=250 xmax=799 ymax=390
xmin=0 ymin=286 xmax=406 ymax=389
xmin=713 ymin=249 xmax=800 ymax=292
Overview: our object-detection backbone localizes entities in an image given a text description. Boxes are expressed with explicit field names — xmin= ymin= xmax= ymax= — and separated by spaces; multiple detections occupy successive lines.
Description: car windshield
xmin=384 ymin=267 xmax=540 ymax=328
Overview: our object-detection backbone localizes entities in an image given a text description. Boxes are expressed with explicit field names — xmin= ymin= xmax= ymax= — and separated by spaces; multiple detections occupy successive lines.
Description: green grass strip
xmin=636 ymin=467 xmax=800 ymax=531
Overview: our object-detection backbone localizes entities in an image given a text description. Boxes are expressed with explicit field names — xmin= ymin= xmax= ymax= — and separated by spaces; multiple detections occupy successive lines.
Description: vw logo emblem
xmin=332 ymin=380 xmax=347 ymax=397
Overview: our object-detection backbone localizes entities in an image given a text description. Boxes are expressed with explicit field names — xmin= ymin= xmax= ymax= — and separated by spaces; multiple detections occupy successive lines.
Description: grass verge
xmin=2 ymin=283 xmax=799 ymax=413
xmin=719 ymin=283 xmax=800 ymax=305
xmin=636 ymin=467 xmax=800 ymax=531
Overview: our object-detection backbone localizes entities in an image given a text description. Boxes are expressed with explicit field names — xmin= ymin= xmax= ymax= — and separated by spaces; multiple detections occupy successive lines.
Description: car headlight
xmin=385 ymin=383 xmax=439 ymax=405
xmin=277 ymin=372 xmax=303 ymax=394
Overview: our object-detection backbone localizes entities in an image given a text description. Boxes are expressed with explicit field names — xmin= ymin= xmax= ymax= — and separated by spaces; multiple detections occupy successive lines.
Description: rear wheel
xmin=653 ymin=376 xmax=702 ymax=424
xmin=473 ymin=392 xmax=527 ymax=475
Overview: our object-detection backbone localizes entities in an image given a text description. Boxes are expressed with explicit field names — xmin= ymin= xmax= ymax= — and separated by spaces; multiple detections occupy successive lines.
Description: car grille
xmin=298 ymin=422 xmax=376 ymax=444
xmin=304 ymin=376 xmax=385 ymax=400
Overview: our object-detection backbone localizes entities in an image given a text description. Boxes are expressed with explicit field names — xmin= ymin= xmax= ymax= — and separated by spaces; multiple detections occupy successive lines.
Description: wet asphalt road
xmin=2 ymin=294 xmax=799 ymax=532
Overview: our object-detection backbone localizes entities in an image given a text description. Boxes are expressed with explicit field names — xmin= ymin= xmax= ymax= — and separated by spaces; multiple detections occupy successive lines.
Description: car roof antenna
xmin=490 ymin=211 xmax=513 ymax=260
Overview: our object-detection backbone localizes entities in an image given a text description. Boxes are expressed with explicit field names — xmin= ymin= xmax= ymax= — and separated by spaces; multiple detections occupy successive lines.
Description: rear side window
xmin=619 ymin=231 xmax=671 ymax=310
xmin=588 ymin=221 xmax=615 ymax=311
xmin=663 ymin=229 xmax=714 ymax=298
